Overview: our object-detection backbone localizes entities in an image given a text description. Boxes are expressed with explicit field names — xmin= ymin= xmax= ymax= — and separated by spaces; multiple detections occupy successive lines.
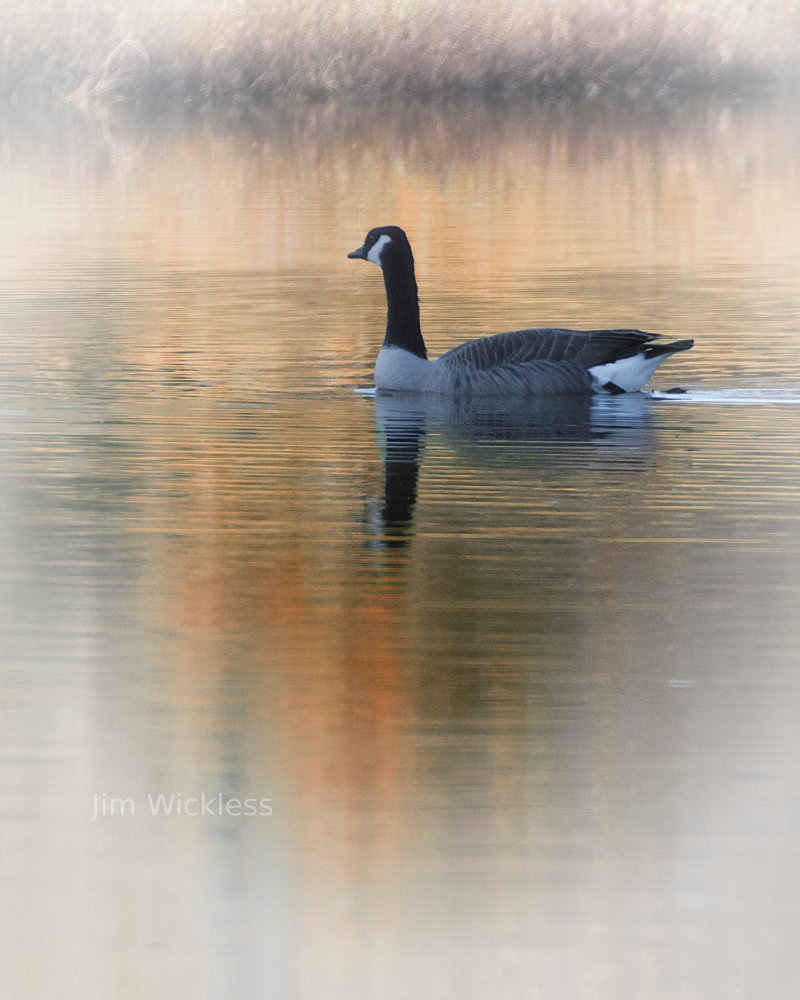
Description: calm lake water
xmin=2 ymin=98 xmax=800 ymax=999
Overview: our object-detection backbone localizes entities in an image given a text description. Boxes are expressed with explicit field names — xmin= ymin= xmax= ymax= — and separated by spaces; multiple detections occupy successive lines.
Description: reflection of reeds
xmin=4 ymin=0 xmax=799 ymax=105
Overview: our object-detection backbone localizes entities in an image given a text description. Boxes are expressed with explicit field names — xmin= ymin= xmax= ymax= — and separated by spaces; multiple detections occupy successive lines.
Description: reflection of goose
xmin=374 ymin=390 xmax=657 ymax=453
xmin=363 ymin=396 xmax=426 ymax=549
xmin=367 ymin=391 xmax=660 ymax=546
xmin=348 ymin=226 xmax=694 ymax=395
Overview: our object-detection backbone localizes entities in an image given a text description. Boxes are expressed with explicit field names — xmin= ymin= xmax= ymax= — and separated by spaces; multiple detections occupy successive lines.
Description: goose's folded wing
xmin=437 ymin=328 xmax=659 ymax=371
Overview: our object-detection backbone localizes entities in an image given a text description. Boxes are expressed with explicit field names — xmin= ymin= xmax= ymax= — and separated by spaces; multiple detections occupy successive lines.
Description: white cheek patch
xmin=367 ymin=234 xmax=393 ymax=266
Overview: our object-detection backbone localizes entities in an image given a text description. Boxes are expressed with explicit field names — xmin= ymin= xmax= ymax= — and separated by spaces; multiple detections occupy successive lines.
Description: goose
xmin=348 ymin=225 xmax=694 ymax=395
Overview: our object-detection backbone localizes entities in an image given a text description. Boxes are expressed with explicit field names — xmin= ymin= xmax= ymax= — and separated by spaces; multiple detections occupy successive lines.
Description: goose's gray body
xmin=348 ymin=226 xmax=694 ymax=396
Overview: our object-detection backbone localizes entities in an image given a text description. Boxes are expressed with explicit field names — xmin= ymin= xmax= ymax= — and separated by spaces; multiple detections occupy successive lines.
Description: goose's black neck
xmin=381 ymin=244 xmax=427 ymax=360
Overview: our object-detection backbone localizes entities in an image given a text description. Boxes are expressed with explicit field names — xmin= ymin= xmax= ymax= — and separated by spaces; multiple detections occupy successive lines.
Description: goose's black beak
xmin=347 ymin=245 xmax=366 ymax=260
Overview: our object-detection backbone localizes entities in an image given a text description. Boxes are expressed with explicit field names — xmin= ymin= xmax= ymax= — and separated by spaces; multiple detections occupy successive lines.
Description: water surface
xmin=2 ymin=99 xmax=800 ymax=999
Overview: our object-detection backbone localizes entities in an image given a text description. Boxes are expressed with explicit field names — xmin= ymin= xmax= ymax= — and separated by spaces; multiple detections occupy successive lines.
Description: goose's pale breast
xmin=374 ymin=345 xmax=434 ymax=391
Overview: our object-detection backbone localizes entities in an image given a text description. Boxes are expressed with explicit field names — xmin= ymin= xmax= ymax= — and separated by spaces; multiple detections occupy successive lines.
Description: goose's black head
xmin=347 ymin=226 xmax=414 ymax=270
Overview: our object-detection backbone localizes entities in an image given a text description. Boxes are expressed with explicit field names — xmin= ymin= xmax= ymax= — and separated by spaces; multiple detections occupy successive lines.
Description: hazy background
xmin=3 ymin=0 xmax=799 ymax=106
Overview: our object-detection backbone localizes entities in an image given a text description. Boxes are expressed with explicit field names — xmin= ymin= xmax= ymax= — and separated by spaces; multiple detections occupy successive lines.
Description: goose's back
xmin=431 ymin=327 xmax=658 ymax=395
xmin=439 ymin=327 xmax=656 ymax=368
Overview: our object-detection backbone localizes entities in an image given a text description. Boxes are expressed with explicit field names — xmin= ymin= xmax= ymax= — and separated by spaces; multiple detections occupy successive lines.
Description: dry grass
xmin=2 ymin=0 xmax=799 ymax=106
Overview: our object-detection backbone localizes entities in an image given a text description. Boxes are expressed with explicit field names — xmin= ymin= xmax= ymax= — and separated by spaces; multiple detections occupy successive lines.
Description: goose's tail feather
xmin=589 ymin=338 xmax=694 ymax=393
xmin=643 ymin=338 xmax=695 ymax=359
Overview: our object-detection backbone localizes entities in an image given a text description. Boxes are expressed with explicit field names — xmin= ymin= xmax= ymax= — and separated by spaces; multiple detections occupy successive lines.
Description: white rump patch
xmin=589 ymin=351 xmax=668 ymax=393
xmin=367 ymin=233 xmax=393 ymax=266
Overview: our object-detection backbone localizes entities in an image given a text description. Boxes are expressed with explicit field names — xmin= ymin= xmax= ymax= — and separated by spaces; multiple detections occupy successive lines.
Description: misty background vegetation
xmin=3 ymin=0 xmax=799 ymax=108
